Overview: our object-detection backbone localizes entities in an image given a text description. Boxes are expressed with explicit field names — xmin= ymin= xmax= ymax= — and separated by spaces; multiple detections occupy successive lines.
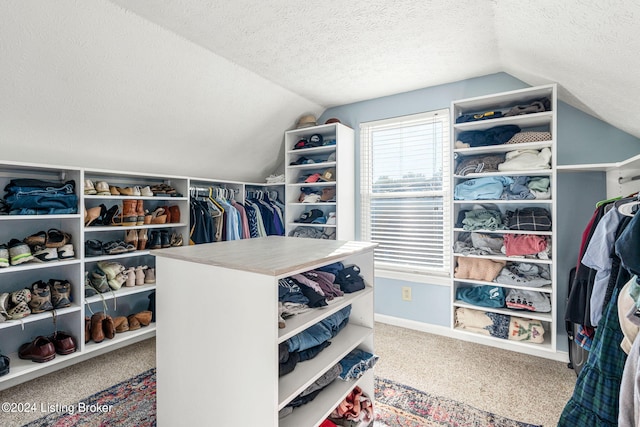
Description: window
xmin=360 ymin=109 xmax=451 ymax=277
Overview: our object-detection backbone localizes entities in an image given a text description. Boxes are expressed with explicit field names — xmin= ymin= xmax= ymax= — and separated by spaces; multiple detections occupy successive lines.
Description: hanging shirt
xmin=581 ymin=207 xmax=623 ymax=326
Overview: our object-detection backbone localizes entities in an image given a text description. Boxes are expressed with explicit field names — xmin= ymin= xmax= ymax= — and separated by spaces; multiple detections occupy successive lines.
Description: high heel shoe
xmin=125 ymin=229 xmax=138 ymax=250
xmin=137 ymin=229 xmax=148 ymax=250
xmin=170 ymin=232 xmax=183 ymax=247
xmin=135 ymin=265 xmax=147 ymax=285
xmin=102 ymin=205 xmax=121 ymax=226
xmin=84 ymin=206 xmax=104 ymax=227
xmin=150 ymin=208 xmax=167 ymax=224
xmin=124 ymin=267 xmax=136 ymax=287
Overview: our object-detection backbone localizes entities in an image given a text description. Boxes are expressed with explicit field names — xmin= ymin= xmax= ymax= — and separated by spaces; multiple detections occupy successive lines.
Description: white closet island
xmin=153 ymin=236 xmax=376 ymax=427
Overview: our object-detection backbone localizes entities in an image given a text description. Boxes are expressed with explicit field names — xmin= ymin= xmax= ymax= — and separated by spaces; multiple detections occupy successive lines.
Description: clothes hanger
xmin=616 ymin=193 xmax=640 ymax=217
xmin=617 ymin=200 xmax=640 ymax=217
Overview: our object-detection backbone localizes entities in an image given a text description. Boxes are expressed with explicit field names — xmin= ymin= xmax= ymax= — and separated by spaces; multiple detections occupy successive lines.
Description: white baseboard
xmin=374 ymin=314 xmax=452 ymax=336
xmin=374 ymin=313 xmax=570 ymax=363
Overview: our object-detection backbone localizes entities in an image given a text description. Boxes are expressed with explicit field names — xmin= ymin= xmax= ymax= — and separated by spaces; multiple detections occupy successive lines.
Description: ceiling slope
xmin=109 ymin=0 xmax=640 ymax=140
xmin=0 ymin=0 xmax=322 ymax=181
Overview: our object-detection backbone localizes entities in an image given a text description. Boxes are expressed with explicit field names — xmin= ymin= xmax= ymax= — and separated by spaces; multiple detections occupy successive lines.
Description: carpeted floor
xmin=0 ymin=322 xmax=576 ymax=427
xmin=373 ymin=322 xmax=576 ymax=426
xmin=19 ymin=369 xmax=544 ymax=427
xmin=374 ymin=377 xmax=541 ymax=427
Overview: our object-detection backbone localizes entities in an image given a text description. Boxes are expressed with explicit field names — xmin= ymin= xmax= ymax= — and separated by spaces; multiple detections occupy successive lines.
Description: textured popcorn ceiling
xmin=109 ymin=0 xmax=640 ymax=139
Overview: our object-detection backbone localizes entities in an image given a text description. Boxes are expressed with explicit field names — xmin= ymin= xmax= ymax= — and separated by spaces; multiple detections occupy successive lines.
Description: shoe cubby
xmin=80 ymin=169 xmax=184 ymax=359
xmin=0 ymin=160 xmax=285 ymax=390
xmin=284 ymin=122 xmax=354 ymax=240
xmin=0 ymin=161 xmax=83 ymax=389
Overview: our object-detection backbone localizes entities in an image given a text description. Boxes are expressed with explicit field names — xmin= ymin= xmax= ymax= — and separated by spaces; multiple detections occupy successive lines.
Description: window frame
xmin=359 ymin=109 xmax=451 ymax=280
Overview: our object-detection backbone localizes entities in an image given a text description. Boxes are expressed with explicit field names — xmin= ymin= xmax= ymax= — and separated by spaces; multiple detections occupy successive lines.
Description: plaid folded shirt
xmin=506 ymin=207 xmax=552 ymax=231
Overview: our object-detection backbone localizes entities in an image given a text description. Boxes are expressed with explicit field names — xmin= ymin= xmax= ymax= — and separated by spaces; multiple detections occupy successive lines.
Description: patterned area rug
xmin=374 ymin=377 xmax=541 ymax=427
xmin=23 ymin=370 xmax=538 ymax=427
xmin=22 ymin=369 xmax=156 ymax=427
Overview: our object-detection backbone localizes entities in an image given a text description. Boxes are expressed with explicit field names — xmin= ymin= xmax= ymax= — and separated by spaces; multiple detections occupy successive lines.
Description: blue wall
xmin=318 ymin=72 xmax=640 ymax=353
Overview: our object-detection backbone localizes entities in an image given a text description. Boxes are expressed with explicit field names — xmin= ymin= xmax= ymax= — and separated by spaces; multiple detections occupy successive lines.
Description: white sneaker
xmin=32 ymin=247 xmax=59 ymax=263
xmin=57 ymin=244 xmax=75 ymax=260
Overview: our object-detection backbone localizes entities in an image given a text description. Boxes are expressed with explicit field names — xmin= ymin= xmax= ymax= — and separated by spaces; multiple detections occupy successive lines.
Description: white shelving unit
xmin=284 ymin=123 xmax=355 ymax=240
xmin=153 ymin=236 xmax=376 ymax=427
xmin=449 ymin=84 xmax=560 ymax=359
xmin=0 ymin=161 xmax=286 ymax=391
xmin=0 ymin=161 xmax=83 ymax=390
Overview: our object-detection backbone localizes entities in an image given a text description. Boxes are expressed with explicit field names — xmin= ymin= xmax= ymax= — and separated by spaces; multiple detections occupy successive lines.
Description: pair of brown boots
xmin=85 ymin=312 xmax=115 ymax=343
xmin=121 ymin=200 xmax=147 ymax=227
xmin=85 ymin=310 xmax=152 ymax=343
xmin=113 ymin=311 xmax=153 ymax=333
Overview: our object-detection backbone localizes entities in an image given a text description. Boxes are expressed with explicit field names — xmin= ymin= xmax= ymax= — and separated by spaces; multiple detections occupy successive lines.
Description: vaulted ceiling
xmin=109 ymin=0 xmax=640 ymax=139
xmin=2 ymin=1 xmax=638 ymax=181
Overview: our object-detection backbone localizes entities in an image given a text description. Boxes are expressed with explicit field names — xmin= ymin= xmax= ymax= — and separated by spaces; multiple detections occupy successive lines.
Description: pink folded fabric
xmin=503 ymin=234 xmax=547 ymax=256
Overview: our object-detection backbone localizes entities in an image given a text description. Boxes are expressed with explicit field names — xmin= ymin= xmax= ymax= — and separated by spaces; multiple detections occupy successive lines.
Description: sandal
xmin=85 ymin=239 xmax=104 ymax=257
xmin=46 ymin=229 xmax=72 ymax=248
xmin=150 ymin=208 xmax=167 ymax=224
xmin=23 ymin=231 xmax=47 ymax=248
xmin=170 ymin=232 xmax=183 ymax=247
xmin=101 ymin=241 xmax=128 ymax=255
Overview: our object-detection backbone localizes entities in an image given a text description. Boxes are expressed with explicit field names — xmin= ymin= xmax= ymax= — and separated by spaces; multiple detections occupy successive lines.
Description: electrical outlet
xmin=401 ymin=286 xmax=412 ymax=301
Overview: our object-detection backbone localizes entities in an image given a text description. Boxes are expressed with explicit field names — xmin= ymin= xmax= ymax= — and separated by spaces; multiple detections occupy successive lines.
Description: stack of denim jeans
xmin=3 ymin=179 xmax=77 ymax=215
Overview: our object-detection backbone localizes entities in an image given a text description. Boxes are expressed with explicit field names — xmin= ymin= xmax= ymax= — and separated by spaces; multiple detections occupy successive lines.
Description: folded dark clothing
xmin=298 ymin=340 xmax=331 ymax=362
xmin=457 ymin=125 xmax=521 ymax=147
xmin=456 ymin=110 xmax=503 ymax=123
xmin=285 ymin=277 xmax=327 ymax=307
xmin=506 ymin=207 xmax=552 ymax=231
xmin=279 ymin=351 xmax=300 ymax=377
xmin=5 ymin=179 xmax=76 ymax=192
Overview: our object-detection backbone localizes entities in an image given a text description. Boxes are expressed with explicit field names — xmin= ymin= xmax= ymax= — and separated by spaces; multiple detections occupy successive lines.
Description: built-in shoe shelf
xmin=0 ymin=160 xmax=285 ymax=391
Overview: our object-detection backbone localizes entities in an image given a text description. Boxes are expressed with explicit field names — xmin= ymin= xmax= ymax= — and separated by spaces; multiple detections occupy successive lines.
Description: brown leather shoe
xmin=85 ymin=316 xmax=91 ymax=343
xmin=91 ymin=312 xmax=106 ymax=343
xmin=162 ymin=205 xmax=172 ymax=223
xmin=18 ymin=336 xmax=56 ymax=363
xmin=136 ymin=200 xmax=145 ymax=226
xmin=168 ymin=205 xmax=181 ymax=223
xmin=137 ymin=229 xmax=148 ymax=250
xmin=50 ymin=331 xmax=76 ymax=355
xmin=127 ymin=314 xmax=141 ymax=331
xmin=113 ymin=316 xmax=129 ymax=333
xmin=134 ymin=310 xmax=153 ymax=326
xmin=103 ymin=315 xmax=116 ymax=339
xmin=121 ymin=200 xmax=138 ymax=226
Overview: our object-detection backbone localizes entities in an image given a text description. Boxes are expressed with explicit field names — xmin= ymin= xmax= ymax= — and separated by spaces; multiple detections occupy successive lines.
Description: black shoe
xmin=148 ymin=231 xmax=162 ymax=250
xmin=0 ymin=354 xmax=9 ymax=376
xmin=160 ymin=230 xmax=170 ymax=248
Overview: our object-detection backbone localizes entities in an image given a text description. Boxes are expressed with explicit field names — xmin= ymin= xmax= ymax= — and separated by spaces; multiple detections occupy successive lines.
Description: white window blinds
xmin=360 ymin=109 xmax=451 ymax=276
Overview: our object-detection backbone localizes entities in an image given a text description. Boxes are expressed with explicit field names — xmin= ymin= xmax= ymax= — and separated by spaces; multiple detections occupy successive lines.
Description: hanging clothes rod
xmin=618 ymin=175 xmax=640 ymax=184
